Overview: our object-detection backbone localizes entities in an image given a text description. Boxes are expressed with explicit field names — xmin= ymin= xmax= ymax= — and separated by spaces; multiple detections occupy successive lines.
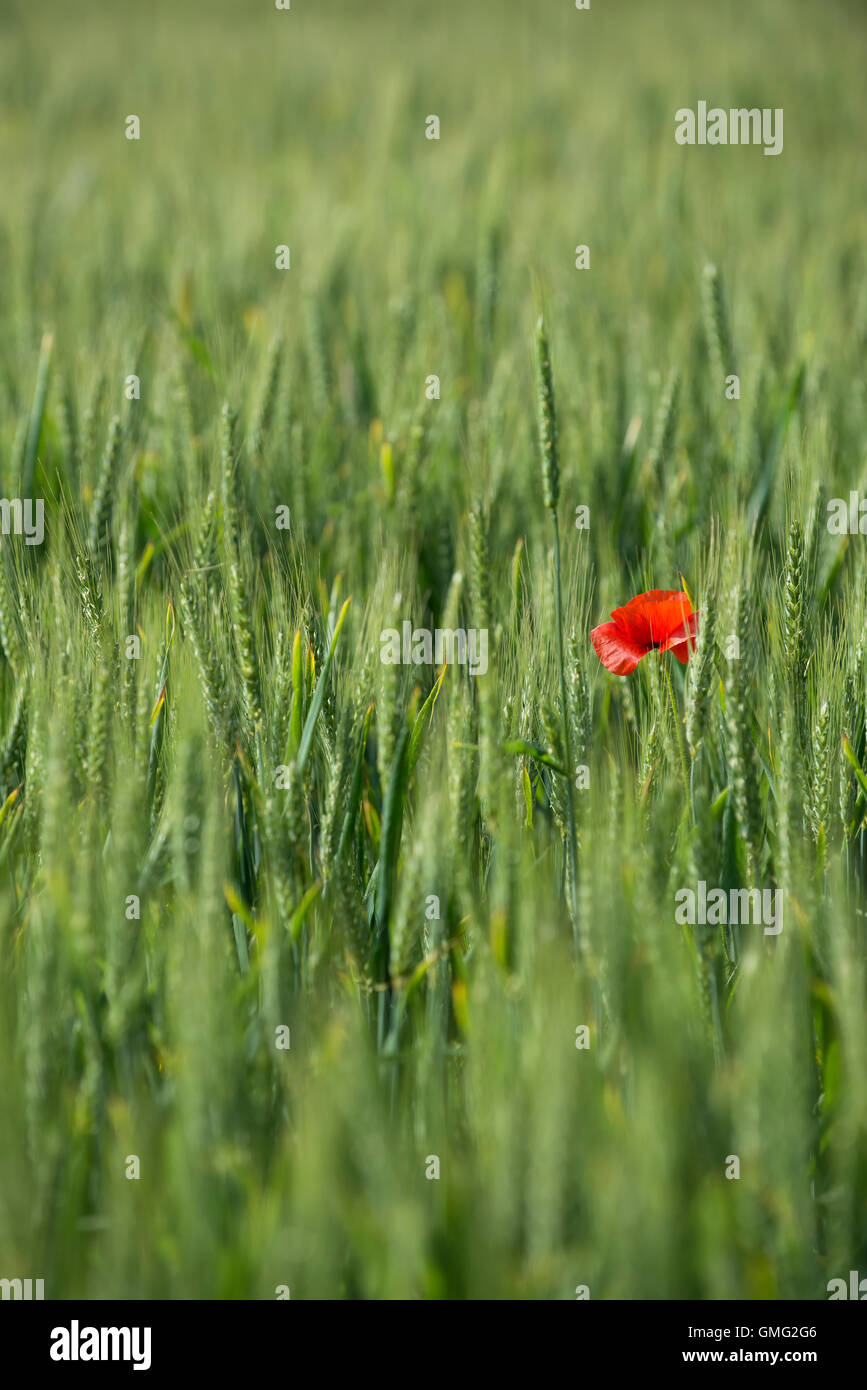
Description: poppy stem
xmin=662 ymin=655 xmax=690 ymax=798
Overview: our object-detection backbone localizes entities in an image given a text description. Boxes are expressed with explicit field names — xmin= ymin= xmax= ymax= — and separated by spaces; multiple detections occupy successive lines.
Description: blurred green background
xmin=0 ymin=0 xmax=865 ymax=1300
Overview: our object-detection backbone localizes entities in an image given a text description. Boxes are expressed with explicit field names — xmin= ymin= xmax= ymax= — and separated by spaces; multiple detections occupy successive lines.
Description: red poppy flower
xmin=590 ymin=589 xmax=698 ymax=675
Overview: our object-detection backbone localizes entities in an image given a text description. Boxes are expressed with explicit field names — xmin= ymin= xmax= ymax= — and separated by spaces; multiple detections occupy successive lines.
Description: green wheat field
xmin=1 ymin=0 xmax=866 ymax=1300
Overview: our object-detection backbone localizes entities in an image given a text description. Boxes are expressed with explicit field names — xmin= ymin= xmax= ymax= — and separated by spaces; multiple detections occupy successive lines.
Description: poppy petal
xmin=659 ymin=612 xmax=699 ymax=661
xmin=611 ymin=591 xmax=694 ymax=648
xmin=666 ymin=638 xmax=691 ymax=664
xmin=590 ymin=621 xmax=648 ymax=675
